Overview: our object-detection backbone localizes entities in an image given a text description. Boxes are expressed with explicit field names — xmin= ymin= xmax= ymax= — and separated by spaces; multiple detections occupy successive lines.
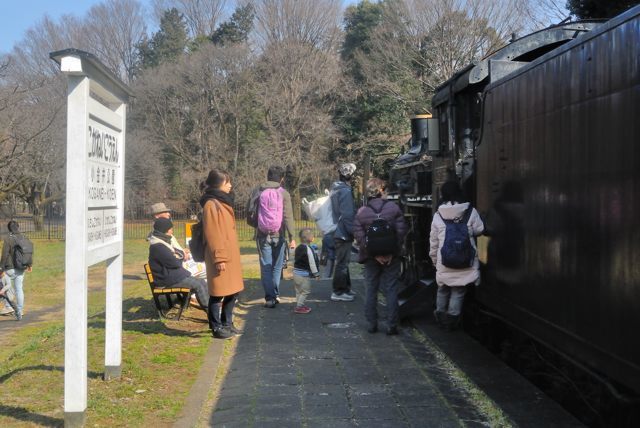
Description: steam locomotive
xmin=390 ymin=5 xmax=640 ymax=424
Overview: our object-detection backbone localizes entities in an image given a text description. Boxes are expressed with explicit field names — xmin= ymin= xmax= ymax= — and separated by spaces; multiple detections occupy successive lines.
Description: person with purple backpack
xmin=247 ymin=166 xmax=296 ymax=308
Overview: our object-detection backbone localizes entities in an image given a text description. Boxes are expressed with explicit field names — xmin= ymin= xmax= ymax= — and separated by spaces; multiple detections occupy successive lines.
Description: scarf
xmin=200 ymin=187 xmax=235 ymax=208
xmin=151 ymin=230 xmax=173 ymax=245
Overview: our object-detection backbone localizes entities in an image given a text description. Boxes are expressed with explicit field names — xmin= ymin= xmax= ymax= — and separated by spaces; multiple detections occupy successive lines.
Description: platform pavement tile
xmin=349 ymin=391 xmax=396 ymax=407
xmin=303 ymin=387 xmax=349 ymax=406
xmin=258 ymin=372 xmax=300 ymax=386
xmin=305 ymin=419 xmax=355 ymax=428
xmin=214 ymin=396 xmax=254 ymax=412
xmin=394 ymin=393 xmax=443 ymax=408
xmin=348 ymin=383 xmax=389 ymax=395
xmin=353 ymin=419 xmax=410 ymax=428
xmin=255 ymin=392 xmax=301 ymax=407
xmin=304 ymin=403 xmax=352 ymax=419
xmin=210 ymin=407 xmax=253 ymax=425
xmin=253 ymin=419 xmax=305 ymax=428
xmin=403 ymin=405 xmax=460 ymax=424
xmin=352 ymin=404 xmax=405 ymax=420
xmin=255 ymin=384 xmax=301 ymax=396
xmin=341 ymin=369 xmax=386 ymax=385
xmin=253 ymin=404 xmax=303 ymax=420
xmin=295 ymin=350 xmax=335 ymax=359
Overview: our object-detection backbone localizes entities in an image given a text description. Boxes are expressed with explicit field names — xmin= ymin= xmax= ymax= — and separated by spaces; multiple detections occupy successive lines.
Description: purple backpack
xmin=258 ymin=188 xmax=284 ymax=234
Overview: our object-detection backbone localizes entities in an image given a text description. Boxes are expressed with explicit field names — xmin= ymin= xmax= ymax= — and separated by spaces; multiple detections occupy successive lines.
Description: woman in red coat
xmin=201 ymin=169 xmax=245 ymax=339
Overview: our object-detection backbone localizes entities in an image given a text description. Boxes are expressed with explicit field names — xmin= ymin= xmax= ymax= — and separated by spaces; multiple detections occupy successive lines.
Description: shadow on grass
xmin=87 ymin=297 xmax=210 ymax=338
xmin=0 ymin=365 xmax=102 ymax=427
xmin=0 ymin=404 xmax=63 ymax=427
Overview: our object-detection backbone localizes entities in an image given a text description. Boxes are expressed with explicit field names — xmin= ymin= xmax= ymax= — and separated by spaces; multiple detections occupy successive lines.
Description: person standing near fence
xmin=247 ymin=166 xmax=296 ymax=309
xmin=330 ymin=163 xmax=357 ymax=302
xmin=201 ymin=169 xmax=245 ymax=339
xmin=1 ymin=221 xmax=32 ymax=320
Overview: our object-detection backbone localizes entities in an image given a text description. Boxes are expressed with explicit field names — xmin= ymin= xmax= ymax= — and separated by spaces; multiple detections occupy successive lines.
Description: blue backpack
xmin=438 ymin=206 xmax=475 ymax=269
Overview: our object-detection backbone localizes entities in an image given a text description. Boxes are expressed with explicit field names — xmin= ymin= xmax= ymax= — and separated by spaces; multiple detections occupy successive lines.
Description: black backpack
xmin=438 ymin=206 xmax=475 ymax=269
xmin=365 ymin=201 xmax=397 ymax=257
xmin=189 ymin=222 xmax=206 ymax=262
xmin=12 ymin=234 xmax=34 ymax=269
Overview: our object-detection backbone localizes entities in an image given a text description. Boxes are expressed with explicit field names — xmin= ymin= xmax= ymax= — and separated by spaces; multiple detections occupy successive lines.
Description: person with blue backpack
xmin=247 ymin=166 xmax=296 ymax=308
xmin=429 ymin=181 xmax=484 ymax=331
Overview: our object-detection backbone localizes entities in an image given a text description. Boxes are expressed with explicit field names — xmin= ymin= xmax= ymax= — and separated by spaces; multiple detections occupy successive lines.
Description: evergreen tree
xmin=211 ymin=4 xmax=255 ymax=46
xmin=567 ymin=0 xmax=639 ymax=19
xmin=137 ymin=8 xmax=189 ymax=69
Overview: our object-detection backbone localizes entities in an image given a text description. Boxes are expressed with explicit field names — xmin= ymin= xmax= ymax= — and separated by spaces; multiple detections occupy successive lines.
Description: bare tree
xmin=152 ymin=0 xmax=227 ymax=37
xmin=252 ymin=0 xmax=342 ymax=51
xmin=252 ymin=40 xmax=341 ymax=215
xmin=84 ymin=0 xmax=148 ymax=82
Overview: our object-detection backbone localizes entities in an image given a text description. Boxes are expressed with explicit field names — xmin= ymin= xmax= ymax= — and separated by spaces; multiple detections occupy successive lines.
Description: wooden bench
xmin=144 ymin=264 xmax=191 ymax=320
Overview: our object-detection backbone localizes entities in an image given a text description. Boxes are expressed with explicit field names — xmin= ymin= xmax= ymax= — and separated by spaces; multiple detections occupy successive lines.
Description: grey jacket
xmin=330 ymin=181 xmax=355 ymax=241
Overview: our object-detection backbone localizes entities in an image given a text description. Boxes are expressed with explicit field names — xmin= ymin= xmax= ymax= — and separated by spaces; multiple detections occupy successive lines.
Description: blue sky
xmin=0 ymin=0 xmax=359 ymax=54
xmin=0 ymin=0 xmax=103 ymax=53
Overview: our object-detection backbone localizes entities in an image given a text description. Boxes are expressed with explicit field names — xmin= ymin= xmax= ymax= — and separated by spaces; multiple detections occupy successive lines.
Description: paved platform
xmin=207 ymin=277 xmax=493 ymax=427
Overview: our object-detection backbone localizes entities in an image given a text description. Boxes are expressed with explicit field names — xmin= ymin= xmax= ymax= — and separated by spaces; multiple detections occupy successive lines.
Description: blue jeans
xmin=257 ymin=234 xmax=286 ymax=301
xmin=363 ymin=258 xmax=400 ymax=329
xmin=6 ymin=269 xmax=24 ymax=314
xmin=436 ymin=285 xmax=467 ymax=316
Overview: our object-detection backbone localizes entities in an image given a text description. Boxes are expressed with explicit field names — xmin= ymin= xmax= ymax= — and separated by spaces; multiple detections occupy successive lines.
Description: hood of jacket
xmin=148 ymin=233 xmax=173 ymax=249
xmin=330 ymin=180 xmax=351 ymax=192
xmin=437 ymin=202 xmax=470 ymax=220
xmin=260 ymin=180 xmax=282 ymax=191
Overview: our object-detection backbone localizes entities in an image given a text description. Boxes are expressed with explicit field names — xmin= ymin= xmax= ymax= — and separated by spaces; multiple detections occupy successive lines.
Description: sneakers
xmin=213 ymin=327 xmax=234 ymax=340
xmin=15 ymin=311 xmax=22 ymax=321
xmin=331 ymin=292 xmax=354 ymax=302
xmin=0 ymin=307 xmax=15 ymax=316
xmin=345 ymin=290 xmax=356 ymax=297
xmin=226 ymin=325 xmax=244 ymax=336
xmin=264 ymin=300 xmax=276 ymax=308
xmin=275 ymin=296 xmax=281 ymax=304
xmin=294 ymin=305 xmax=311 ymax=314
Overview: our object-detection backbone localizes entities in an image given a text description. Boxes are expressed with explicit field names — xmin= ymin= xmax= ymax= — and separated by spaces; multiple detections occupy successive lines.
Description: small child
xmin=0 ymin=268 xmax=20 ymax=320
xmin=292 ymin=228 xmax=320 ymax=314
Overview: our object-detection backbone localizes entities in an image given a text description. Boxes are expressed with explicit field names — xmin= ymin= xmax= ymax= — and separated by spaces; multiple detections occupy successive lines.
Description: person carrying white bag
xmin=302 ymin=190 xmax=337 ymax=278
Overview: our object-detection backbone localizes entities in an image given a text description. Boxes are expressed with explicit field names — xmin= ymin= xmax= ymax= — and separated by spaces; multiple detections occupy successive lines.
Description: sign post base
xmin=64 ymin=411 xmax=86 ymax=428
xmin=104 ymin=365 xmax=122 ymax=380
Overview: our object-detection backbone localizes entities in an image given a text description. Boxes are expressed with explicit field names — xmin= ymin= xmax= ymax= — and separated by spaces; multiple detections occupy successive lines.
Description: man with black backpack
xmin=1 ymin=221 xmax=33 ymax=320
xmin=246 ymin=166 xmax=296 ymax=308
xmin=353 ymin=178 xmax=407 ymax=335
xmin=429 ymin=181 xmax=484 ymax=331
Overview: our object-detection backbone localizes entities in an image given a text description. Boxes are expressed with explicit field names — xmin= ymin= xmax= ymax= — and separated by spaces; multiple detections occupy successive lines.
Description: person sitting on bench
xmin=148 ymin=218 xmax=209 ymax=311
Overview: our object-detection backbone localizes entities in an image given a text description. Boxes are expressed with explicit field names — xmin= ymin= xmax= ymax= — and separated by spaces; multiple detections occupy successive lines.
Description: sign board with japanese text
xmin=50 ymin=48 xmax=133 ymax=428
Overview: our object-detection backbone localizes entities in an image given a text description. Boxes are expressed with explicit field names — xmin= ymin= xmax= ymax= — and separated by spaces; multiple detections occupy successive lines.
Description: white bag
xmin=302 ymin=190 xmax=337 ymax=235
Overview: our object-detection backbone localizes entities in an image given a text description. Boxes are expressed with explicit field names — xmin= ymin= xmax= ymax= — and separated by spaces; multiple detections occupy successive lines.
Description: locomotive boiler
xmin=392 ymin=5 xmax=640 ymax=425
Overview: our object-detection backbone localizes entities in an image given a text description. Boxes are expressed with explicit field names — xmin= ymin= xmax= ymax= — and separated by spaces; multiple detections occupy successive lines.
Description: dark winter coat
xmin=353 ymin=198 xmax=407 ymax=262
xmin=148 ymin=234 xmax=191 ymax=287
xmin=330 ymin=180 xmax=356 ymax=241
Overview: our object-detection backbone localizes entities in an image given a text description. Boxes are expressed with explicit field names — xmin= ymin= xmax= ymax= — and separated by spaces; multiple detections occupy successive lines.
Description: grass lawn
xmin=0 ymin=238 xmax=261 ymax=427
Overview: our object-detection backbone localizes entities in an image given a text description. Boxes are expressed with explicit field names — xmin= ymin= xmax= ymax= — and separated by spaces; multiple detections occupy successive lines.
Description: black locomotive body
xmin=393 ymin=5 xmax=640 ymax=405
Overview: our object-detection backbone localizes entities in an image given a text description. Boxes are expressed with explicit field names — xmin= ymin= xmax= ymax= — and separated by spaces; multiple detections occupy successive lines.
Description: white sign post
xmin=50 ymin=49 xmax=133 ymax=428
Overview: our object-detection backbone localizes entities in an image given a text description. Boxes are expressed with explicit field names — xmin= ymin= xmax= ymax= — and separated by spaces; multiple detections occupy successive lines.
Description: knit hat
xmin=338 ymin=163 xmax=356 ymax=177
xmin=150 ymin=202 xmax=171 ymax=216
xmin=153 ymin=218 xmax=173 ymax=234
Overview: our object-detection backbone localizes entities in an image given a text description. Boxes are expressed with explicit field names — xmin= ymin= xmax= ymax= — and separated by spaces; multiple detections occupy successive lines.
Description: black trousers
xmin=332 ymin=238 xmax=352 ymax=294
xmin=208 ymin=293 xmax=239 ymax=331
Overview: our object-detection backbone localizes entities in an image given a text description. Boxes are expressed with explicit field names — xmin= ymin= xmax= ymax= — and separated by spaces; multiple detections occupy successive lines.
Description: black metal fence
xmin=0 ymin=202 xmax=318 ymax=241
